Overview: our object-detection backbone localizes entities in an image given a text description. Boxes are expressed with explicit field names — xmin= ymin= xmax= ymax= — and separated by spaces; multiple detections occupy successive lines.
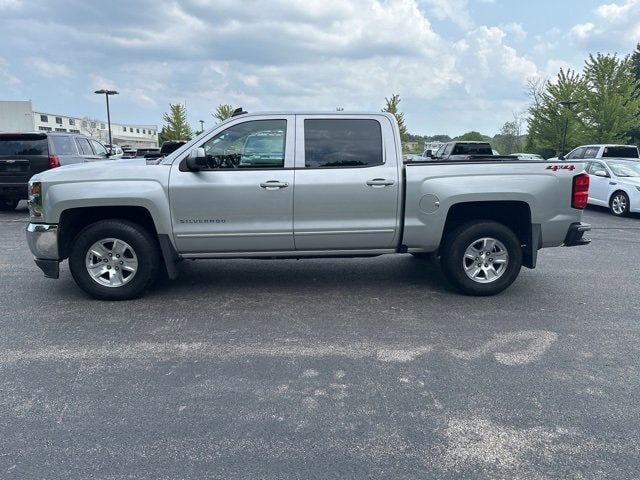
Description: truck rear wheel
xmin=69 ymin=220 xmax=160 ymax=300
xmin=440 ymin=221 xmax=522 ymax=296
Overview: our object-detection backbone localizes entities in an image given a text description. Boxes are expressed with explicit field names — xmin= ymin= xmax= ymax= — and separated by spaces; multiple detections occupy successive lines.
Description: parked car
xmin=430 ymin=141 xmax=512 ymax=161
xmin=510 ymin=153 xmax=545 ymax=160
xmin=104 ymin=144 xmax=123 ymax=158
xmin=403 ymin=150 xmax=433 ymax=163
xmin=585 ymin=158 xmax=640 ymax=216
xmin=548 ymin=144 xmax=640 ymax=162
xmin=121 ymin=145 xmax=137 ymax=158
xmin=0 ymin=131 xmax=111 ymax=210
xmin=135 ymin=147 xmax=162 ymax=159
xmin=160 ymin=140 xmax=187 ymax=155
xmin=26 ymin=111 xmax=590 ymax=300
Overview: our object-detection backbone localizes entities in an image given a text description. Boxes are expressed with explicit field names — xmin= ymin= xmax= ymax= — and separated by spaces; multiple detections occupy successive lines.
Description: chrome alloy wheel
xmin=462 ymin=237 xmax=509 ymax=284
xmin=85 ymin=237 xmax=139 ymax=287
xmin=611 ymin=193 xmax=628 ymax=215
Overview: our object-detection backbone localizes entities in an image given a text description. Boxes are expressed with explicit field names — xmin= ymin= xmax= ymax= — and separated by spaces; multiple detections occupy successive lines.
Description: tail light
xmin=572 ymin=173 xmax=589 ymax=209
xmin=48 ymin=155 xmax=60 ymax=168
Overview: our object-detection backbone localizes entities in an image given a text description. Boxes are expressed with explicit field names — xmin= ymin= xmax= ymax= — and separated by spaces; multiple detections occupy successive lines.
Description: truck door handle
xmin=366 ymin=178 xmax=395 ymax=187
xmin=260 ymin=181 xmax=289 ymax=190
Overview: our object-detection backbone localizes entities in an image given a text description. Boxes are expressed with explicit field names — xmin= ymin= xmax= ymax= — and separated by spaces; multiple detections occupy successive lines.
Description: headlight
xmin=28 ymin=181 xmax=43 ymax=217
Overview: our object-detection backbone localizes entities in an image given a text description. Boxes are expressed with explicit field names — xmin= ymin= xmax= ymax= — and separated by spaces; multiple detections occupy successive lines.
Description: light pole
xmin=558 ymin=100 xmax=577 ymax=158
xmin=199 ymin=119 xmax=204 ymax=133
xmin=94 ymin=89 xmax=118 ymax=154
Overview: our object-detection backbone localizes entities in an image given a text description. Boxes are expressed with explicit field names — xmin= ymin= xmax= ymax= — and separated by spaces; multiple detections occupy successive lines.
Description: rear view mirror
xmin=186 ymin=147 xmax=207 ymax=171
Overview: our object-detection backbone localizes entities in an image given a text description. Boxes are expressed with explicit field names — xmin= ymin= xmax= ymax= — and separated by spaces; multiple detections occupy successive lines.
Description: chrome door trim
xmin=175 ymin=232 xmax=292 ymax=238
xmin=294 ymin=229 xmax=395 ymax=236
xmin=181 ymin=248 xmax=397 ymax=259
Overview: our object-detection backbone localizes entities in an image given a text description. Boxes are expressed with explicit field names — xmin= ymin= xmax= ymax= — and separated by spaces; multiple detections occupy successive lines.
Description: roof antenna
xmin=231 ymin=107 xmax=247 ymax=117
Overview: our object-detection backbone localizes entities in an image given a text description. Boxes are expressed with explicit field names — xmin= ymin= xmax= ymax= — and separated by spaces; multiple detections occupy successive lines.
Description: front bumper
xmin=26 ymin=223 xmax=60 ymax=278
xmin=563 ymin=222 xmax=591 ymax=247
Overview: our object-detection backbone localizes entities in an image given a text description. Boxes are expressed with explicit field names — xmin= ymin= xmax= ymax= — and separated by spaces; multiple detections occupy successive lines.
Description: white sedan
xmin=585 ymin=159 xmax=640 ymax=216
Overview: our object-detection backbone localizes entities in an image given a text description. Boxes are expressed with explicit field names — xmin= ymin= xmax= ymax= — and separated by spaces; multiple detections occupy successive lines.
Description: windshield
xmin=609 ymin=161 xmax=640 ymax=177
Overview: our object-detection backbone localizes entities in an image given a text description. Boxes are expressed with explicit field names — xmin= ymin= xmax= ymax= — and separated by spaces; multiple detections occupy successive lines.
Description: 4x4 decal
xmin=546 ymin=164 xmax=576 ymax=171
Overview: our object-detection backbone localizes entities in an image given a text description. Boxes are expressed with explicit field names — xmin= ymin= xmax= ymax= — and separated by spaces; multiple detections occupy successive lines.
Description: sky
xmin=0 ymin=0 xmax=639 ymax=137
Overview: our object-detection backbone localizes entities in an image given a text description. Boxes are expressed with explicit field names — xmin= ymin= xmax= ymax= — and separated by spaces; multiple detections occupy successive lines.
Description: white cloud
xmin=0 ymin=57 xmax=20 ymax=87
xmin=569 ymin=22 xmax=595 ymax=41
xmin=421 ymin=0 xmax=474 ymax=29
xmin=568 ymin=0 xmax=640 ymax=50
xmin=454 ymin=27 xmax=538 ymax=90
xmin=26 ymin=58 xmax=70 ymax=78
xmin=501 ymin=22 xmax=527 ymax=41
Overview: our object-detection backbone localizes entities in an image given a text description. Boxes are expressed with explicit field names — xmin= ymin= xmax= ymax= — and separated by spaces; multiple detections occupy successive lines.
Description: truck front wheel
xmin=69 ymin=220 xmax=160 ymax=300
xmin=440 ymin=221 xmax=522 ymax=296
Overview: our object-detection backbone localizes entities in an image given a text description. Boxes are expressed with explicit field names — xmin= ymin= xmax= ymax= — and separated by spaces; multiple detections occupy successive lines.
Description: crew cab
xmin=26 ymin=111 xmax=591 ymax=300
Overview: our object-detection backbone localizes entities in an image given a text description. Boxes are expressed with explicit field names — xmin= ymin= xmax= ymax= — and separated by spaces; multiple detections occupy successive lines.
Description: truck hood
xmin=31 ymin=158 xmax=165 ymax=183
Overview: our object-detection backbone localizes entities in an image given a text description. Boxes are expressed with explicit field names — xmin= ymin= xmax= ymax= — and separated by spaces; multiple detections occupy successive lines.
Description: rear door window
xmin=76 ymin=137 xmax=94 ymax=155
xmin=566 ymin=147 xmax=586 ymax=159
xmin=0 ymin=134 xmax=48 ymax=156
xmin=303 ymin=119 xmax=383 ymax=168
xmin=583 ymin=147 xmax=599 ymax=159
xmin=50 ymin=135 xmax=78 ymax=156
xmin=443 ymin=143 xmax=454 ymax=156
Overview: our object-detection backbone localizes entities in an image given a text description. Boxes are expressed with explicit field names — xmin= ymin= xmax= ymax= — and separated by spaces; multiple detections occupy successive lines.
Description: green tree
xmin=627 ymin=44 xmax=640 ymax=144
xmin=160 ymin=103 xmax=193 ymax=143
xmin=630 ymin=43 xmax=640 ymax=82
xmin=382 ymin=94 xmax=408 ymax=141
xmin=213 ymin=104 xmax=235 ymax=122
xmin=455 ymin=131 xmax=486 ymax=141
xmin=493 ymin=112 xmax=525 ymax=154
xmin=428 ymin=134 xmax=452 ymax=143
xmin=581 ymin=53 xmax=640 ymax=143
xmin=526 ymin=69 xmax=588 ymax=156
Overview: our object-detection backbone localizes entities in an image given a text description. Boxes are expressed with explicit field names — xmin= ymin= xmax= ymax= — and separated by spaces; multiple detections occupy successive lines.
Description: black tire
xmin=0 ymin=198 xmax=19 ymax=211
xmin=609 ymin=191 xmax=630 ymax=217
xmin=440 ymin=221 xmax=522 ymax=296
xmin=69 ymin=220 xmax=160 ymax=300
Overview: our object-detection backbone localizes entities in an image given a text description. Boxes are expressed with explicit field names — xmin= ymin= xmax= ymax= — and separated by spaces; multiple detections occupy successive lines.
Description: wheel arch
xmin=59 ymin=206 xmax=157 ymax=259
xmin=440 ymin=201 xmax=537 ymax=268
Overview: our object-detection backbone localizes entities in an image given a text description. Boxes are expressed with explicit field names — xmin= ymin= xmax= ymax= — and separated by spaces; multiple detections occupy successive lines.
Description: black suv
xmin=0 ymin=132 xmax=110 ymax=210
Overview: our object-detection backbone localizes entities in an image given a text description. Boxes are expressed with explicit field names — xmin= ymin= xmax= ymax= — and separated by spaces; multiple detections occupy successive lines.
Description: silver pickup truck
xmin=26 ymin=112 xmax=591 ymax=300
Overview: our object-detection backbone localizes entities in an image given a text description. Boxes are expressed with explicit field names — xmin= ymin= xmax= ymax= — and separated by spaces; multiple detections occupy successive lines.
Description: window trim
xmin=177 ymin=115 xmax=294 ymax=172
xmin=298 ymin=117 xmax=385 ymax=169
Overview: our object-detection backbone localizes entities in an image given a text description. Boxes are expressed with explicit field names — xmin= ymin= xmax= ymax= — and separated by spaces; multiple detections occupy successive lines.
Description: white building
xmin=0 ymin=100 xmax=158 ymax=148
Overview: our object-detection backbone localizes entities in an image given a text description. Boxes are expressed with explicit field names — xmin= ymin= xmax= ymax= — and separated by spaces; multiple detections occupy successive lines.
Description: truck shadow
xmin=152 ymin=254 xmax=456 ymax=298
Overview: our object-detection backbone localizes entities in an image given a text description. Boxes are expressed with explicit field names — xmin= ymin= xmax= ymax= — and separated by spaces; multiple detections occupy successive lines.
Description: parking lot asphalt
xmin=1 ymin=202 xmax=640 ymax=479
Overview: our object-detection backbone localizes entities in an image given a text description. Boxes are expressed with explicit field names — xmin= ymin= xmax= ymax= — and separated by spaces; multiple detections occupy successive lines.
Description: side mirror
xmin=593 ymin=170 xmax=608 ymax=178
xmin=186 ymin=147 xmax=207 ymax=171
xmin=558 ymin=155 xmax=565 ymax=161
